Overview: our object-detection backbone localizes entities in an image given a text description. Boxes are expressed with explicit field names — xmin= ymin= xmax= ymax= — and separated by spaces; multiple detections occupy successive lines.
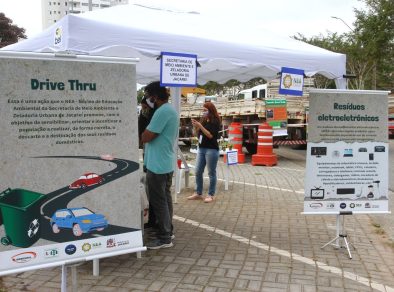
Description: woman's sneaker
xmin=187 ymin=194 xmax=203 ymax=200
xmin=204 ymin=196 xmax=214 ymax=203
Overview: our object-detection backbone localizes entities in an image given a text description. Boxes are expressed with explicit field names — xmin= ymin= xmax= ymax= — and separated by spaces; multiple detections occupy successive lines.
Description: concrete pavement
xmin=1 ymin=146 xmax=393 ymax=291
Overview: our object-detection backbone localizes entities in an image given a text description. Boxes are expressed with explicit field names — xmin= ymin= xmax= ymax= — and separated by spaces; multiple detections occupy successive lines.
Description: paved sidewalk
xmin=1 ymin=147 xmax=394 ymax=291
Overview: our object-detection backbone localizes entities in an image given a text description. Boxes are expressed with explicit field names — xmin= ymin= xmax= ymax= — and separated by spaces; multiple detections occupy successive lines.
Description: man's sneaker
xmin=146 ymin=239 xmax=173 ymax=250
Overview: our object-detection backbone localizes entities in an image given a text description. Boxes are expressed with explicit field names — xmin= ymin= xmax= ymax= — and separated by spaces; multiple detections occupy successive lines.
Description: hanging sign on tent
xmin=160 ymin=52 xmax=197 ymax=87
xmin=279 ymin=67 xmax=304 ymax=96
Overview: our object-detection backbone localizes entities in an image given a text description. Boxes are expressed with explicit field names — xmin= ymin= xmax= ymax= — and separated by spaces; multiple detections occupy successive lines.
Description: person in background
xmin=138 ymin=96 xmax=155 ymax=149
xmin=187 ymin=102 xmax=221 ymax=203
xmin=142 ymin=81 xmax=179 ymax=249
xmin=138 ymin=95 xmax=157 ymax=230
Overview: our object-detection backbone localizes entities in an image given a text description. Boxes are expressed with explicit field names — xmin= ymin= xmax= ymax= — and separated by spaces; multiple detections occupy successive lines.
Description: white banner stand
xmin=321 ymin=213 xmax=354 ymax=259
xmin=0 ymin=52 xmax=146 ymax=287
xmin=303 ymin=89 xmax=391 ymax=260
xmin=225 ymin=150 xmax=238 ymax=191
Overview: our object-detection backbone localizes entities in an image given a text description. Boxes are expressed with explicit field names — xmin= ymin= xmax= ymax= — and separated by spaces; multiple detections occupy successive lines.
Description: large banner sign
xmin=304 ymin=89 xmax=389 ymax=214
xmin=0 ymin=54 xmax=144 ymax=275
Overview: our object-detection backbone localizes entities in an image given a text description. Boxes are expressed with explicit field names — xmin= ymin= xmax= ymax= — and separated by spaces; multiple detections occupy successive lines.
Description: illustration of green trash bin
xmin=0 ymin=188 xmax=46 ymax=248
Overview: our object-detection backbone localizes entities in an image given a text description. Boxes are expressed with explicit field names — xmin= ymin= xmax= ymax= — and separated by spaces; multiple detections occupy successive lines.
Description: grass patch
xmin=371 ymin=222 xmax=386 ymax=235
xmin=386 ymin=240 xmax=394 ymax=249
xmin=375 ymin=228 xmax=386 ymax=235
xmin=370 ymin=220 xmax=394 ymax=250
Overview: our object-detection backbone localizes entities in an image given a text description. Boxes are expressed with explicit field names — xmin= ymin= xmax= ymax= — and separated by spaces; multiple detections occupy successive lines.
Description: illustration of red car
xmin=69 ymin=173 xmax=104 ymax=189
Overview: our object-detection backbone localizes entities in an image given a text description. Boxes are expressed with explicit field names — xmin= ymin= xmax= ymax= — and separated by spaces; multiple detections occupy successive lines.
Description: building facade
xmin=41 ymin=0 xmax=129 ymax=29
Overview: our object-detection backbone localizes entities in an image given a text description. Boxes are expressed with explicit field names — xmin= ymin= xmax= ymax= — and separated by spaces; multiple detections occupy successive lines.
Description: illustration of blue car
xmin=50 ymin=207 xmax=108 ymax=237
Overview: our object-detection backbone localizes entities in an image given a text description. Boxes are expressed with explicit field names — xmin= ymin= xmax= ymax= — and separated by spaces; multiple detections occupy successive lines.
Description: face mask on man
xmin=148 ymin=96 xmax=157 ymax=108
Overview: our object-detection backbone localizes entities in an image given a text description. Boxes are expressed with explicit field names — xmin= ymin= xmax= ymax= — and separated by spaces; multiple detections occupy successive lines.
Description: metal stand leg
xmin=321 ymin=214 xmax=355 ymax=259
xmin=61 ymin=263 xmax=82 ymax=291
xmin=71 ymin=265 xmax=78 ymax=292
xmin=225 ymin=164 xmax=229 ymax=191
xmin=93 ymin=259 xmax=99 ymax=276
xmin=174 ymin=167 xmax=180 ymax=203
xmin=341 ymin=235 xmax=353 ymax=259
xmin=61 ymin=265 xmax=67 ymax=292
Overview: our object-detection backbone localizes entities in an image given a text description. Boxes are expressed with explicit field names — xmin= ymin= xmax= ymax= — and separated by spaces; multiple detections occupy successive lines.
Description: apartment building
xmin=41 ymin=0 xmax=129 ymax=29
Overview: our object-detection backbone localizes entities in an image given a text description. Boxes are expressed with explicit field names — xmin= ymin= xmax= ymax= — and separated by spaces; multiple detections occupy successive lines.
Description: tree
xmin=293 ymin=0 xmax=394 ymax=90
xmin=199 ymin=81 xmax=224 ymax=95
xmin=293 ymin=32 xmax=352 ymax=88
xmin=353 ymin=0 xmax=394 ymax=90
xmin=0 ymin=13 xmax=27 ymax=48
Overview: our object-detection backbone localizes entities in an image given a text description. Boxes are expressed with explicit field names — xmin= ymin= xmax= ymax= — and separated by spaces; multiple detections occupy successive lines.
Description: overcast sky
xmin=0 ymin=0 xmax=366 ymax=38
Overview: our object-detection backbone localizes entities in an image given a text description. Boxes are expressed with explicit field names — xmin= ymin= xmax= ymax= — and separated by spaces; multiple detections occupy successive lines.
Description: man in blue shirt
xmin=141 ymin=81 xmax=179 ymax=249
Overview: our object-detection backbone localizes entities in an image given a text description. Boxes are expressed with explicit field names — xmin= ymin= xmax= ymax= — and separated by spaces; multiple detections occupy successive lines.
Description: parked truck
xmin=179 ymin=84 xmax=394 ymax=152
xmin=179 ymin=80 xmax=313 ymax=153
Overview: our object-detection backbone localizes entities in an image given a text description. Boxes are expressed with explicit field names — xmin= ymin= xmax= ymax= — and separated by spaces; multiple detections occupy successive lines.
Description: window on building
xmin=49 ymin=2 xmax=51 ymax=5
xmin=65 ymin=2 xmax=67 ymax=5
xmin=53 ymin=2 xmax=56 ymax=5
xmin=49 ymin=11 xmax=52 ymax=14
xmin=54 ymin=20 xmax=56 ymax=22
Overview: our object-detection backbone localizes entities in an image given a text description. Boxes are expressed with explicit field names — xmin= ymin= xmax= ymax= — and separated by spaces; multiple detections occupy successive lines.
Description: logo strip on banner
xmin=279 ymin=67 xmax=304 ymax=96
xmin=160 ymin=52 xmax=197 ymax=87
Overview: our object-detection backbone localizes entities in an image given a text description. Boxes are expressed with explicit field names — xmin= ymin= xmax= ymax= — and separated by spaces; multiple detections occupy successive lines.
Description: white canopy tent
xmin=2 ymin=1 xmax=347 ymax=88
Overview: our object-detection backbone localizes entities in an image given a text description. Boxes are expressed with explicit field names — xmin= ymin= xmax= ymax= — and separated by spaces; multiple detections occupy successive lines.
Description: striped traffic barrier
xmin=227 ymin=122 xmax=245 ymax=163
xmin=251 ymin=122 xmax=277 ymax=166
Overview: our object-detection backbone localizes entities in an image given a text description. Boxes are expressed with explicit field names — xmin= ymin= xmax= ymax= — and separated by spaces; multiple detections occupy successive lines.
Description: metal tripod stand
xmin=321 ymin=213 xmax=355 ymax=259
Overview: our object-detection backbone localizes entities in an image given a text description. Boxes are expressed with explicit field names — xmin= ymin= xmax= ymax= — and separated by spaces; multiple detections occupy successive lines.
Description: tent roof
xmin=2 ymin=1 xmax=346 ymax=86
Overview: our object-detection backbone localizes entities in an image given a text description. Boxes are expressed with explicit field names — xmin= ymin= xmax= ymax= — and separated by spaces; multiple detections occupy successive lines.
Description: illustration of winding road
xmin=35 ymin=155 xmax=140 ymax=243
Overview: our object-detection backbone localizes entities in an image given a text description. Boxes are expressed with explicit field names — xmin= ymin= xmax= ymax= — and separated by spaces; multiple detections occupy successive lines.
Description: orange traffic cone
xmin=227 ymin=122 xmax=245 ymax=163
xmin=251 ymin=123 xmax=277 ymax=166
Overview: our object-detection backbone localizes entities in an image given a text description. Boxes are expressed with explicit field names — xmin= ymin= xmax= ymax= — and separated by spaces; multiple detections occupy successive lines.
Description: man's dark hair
xmin=145 ymin=81 xmax=169 ymax=100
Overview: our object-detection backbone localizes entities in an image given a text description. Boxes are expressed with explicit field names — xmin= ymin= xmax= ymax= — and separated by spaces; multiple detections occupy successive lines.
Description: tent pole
xmin=171 ymin=87 xmax=181 ymax=203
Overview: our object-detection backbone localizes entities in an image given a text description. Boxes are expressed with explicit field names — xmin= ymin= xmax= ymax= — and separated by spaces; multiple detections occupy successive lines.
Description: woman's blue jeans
xmin=195 ymin=147 xmax=219 ymax=196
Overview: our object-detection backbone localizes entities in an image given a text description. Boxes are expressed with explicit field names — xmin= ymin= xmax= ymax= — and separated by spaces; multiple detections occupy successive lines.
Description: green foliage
xmin=0 ymin=13 xmax=26 ymax=48
xmin=353 ymin=0 xmax=394 ymax=89
xmin=293 ymin=0 xmax=394 ymax=90
xmin=137 ymin=87 xmax=145 ymax=104
xmin=199 ymin=77 xmax=266 ymax=97
xmin=199 ymin=81 xmax=224 ymax=95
